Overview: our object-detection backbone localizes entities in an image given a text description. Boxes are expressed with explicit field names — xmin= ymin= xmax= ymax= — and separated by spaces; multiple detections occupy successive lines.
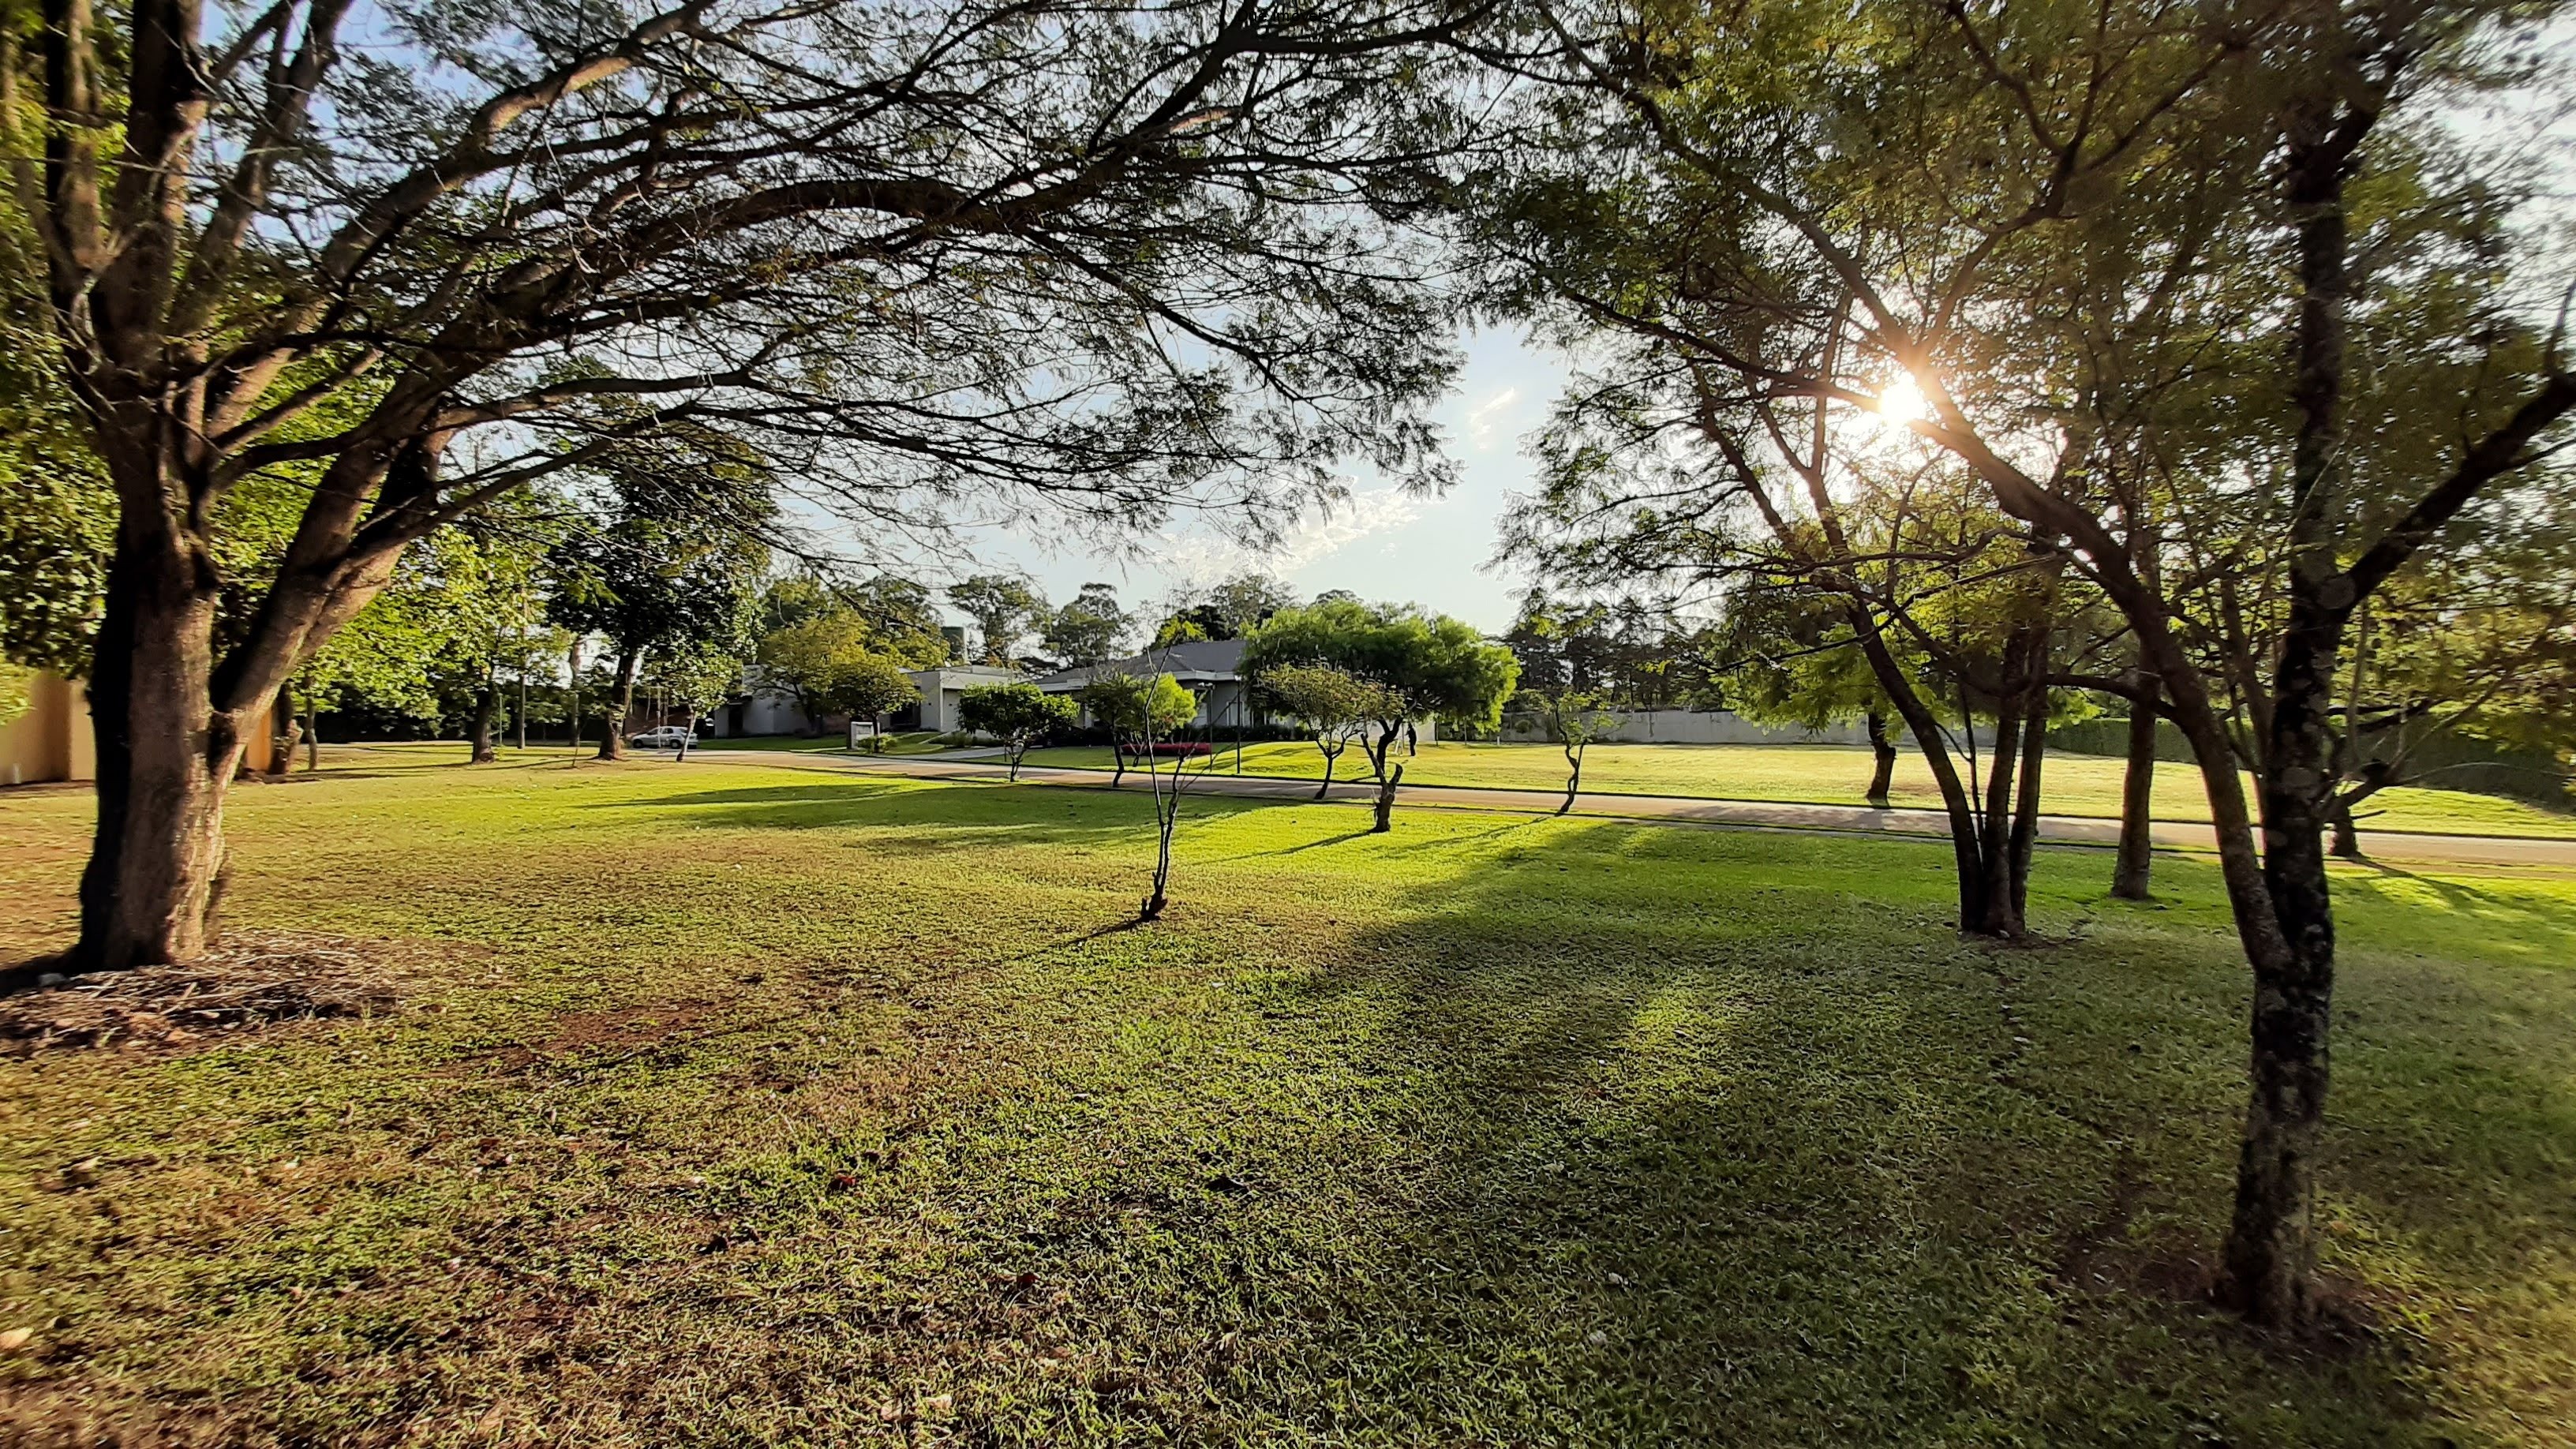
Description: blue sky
xmin=909 ymin=328 xmax=1567 ymax=638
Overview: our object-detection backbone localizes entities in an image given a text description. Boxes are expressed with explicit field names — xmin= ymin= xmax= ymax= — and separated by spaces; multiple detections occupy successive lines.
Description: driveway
xmin=699 ymin=749 xmax=2576 ymax=871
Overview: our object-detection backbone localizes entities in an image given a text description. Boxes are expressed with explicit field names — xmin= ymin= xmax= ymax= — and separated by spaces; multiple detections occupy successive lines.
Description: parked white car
xmin=628 ymin=725 xmax=698 ymax=751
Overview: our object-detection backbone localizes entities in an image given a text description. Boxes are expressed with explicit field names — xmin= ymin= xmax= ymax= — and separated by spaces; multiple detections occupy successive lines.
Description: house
xmin=1032 ymin=638 xmax=1272 ymax=734
xmin=893 ymin=664 xmax=1032 ymax=733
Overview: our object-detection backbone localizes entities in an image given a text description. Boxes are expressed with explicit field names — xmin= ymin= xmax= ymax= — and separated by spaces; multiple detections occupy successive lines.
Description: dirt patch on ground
xmin=473 ymin=1000 xmax=721 ymax=1074
xmin=0 ymin=930 xmax=431 ymax=1057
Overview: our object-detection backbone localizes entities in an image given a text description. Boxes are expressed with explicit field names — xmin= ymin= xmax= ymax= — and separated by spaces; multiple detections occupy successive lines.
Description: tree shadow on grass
xmin=942 ymin=818 xmax=2556 ymax=1446
xmin=588 ymin=777 xmax=1290 ymax=858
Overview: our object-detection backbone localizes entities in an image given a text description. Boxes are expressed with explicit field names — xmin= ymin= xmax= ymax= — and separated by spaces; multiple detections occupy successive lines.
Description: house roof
xmin=1032 ymin=637 xmax=1246 ymax=691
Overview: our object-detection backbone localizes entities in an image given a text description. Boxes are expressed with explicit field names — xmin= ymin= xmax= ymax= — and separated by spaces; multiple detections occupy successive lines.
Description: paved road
xmin=700 ymin=749 xmax=2576 ymax=870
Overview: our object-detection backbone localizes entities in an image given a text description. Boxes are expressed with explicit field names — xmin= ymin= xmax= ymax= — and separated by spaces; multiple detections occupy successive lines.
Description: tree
xmin=821 ymin=656 xmax=923 ymax=753
xmin=1705 ymin=586 xmax=1908 ymax=806
xmin=1132 ymin=670 xmax=1214 ymax=923
xmin=1532 ymin=689 xmax=1623 ymax=814
xmin=5 ymin=0 xmax=1471 ymax=972
xmin=1076 ymin=671 xmax=1199 ymax=785
xmin=758 ymin=576 xmax=843 ymax=638
xmin=1045 ymin=584 xmax=1136 ymax=667
xmin=1242 ymin=599 xmax=1518 ymax=831
xmin=1155 ymin=573 xmax=1300 ymax=643
xmin=948 ymin=576 xmax=1050 ymax=665
xmin=847 ymin=577 xmax=954 ymax=665
xmin=1459 ymin=0 xmax=2576 ymax=1325
xmin=548 ymin=516 xmax=763 ymax=762
xmin=641 ymin=640 xmax=745 ymax=755
xmin=957 ymin=683 xmax=1079 ymax=782
xmin=756 ymin=612 xmax=882 ymax=736
xmin=1257 ymin=664 xmax=1394 ymax=799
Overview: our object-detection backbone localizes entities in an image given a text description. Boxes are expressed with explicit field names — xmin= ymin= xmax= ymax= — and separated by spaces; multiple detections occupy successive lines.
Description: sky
xmin=901 ymin=328 xmax=1571 ymax=638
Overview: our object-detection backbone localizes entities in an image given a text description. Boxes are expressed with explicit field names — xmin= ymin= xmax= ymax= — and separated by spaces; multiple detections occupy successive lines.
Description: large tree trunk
xmin=2217 ymin=579 xmax=2347 ymax=1329
xmin=596 ymin=650 xmax=639 ymax=761
xmin=470 ymin=678 xmax=500 ymax=763
xmin=1863 ymin=710 xmax=1896 ymax=806
xmin=75 ymin=513 xmax=251 ymax=972
xmin=2113 ymin=687 xmax=2159 ymax=900
xmin=271 ymin=685 xmax=303 ymax=780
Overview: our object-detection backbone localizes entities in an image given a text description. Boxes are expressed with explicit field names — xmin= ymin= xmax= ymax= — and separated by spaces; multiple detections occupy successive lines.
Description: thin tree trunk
xmin=1847 ymin=610 xmax=1994 ymax=933
xmin=2224 ymin=655 xmax=2338 ymax=1327
xmin=1559 ymin=743 xmax=1582 ymax=814
xmin=1971 ymin=683 xmax=2026 ymax=938
xmin=2113 ymin=687 xmax=2159 ymax=900
xmin=2222 ymin=110 xmax=2357 ymax=1327
xmin=1864 ymin=710 xmax=1896 ymax=806
xmin=2329 ymin=796 xmax=2362 ymax=860
xmin=597 ymin=650 xmax=639 ymax=761
xmin=2009 ymin=696 xmax=2047 ymax=926
xmin=1313 ymin=743 xmax=1338 ymax=800
xmin=1372 ymin=760 xmax=1403 ymax=833
xmin=1367 ymin=725 xmax=1404 ymax=832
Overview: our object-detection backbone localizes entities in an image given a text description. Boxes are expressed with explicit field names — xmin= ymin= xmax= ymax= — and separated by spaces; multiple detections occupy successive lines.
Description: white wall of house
xmin=905 ymin=665 xmax=1029 ymax=733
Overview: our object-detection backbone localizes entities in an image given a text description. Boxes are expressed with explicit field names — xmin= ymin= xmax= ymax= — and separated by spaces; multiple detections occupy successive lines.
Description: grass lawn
xmin=2 ymin=751 xmax=2571 ymax=1444
xmin=1020 ymin=739 xmax=2576 ymax=839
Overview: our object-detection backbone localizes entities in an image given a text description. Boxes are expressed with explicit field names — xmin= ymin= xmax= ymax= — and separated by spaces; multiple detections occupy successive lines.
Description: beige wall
xmin=0 ymin=671 xmax=94 ymax=786
xmin=1 ymin=674 xmax=281 ymax=785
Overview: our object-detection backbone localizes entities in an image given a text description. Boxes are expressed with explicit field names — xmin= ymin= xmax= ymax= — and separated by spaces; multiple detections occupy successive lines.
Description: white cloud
xmin=1160 ymin=485 xmax=1424 ymax=582
xmin=1466 ymin=386 xmax=1522 ymax=448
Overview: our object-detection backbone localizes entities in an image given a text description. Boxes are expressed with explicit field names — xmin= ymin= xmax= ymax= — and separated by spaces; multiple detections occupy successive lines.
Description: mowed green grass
xmin=1 ymin=754 xmax=2572 ymax=1445
xmin=1020 ymin=739 xmax=2576 ymax=838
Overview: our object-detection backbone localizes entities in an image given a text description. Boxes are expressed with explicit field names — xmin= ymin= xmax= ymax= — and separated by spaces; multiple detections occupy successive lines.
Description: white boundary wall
xmin=1499 ymin=709 xmax=1872 ymax=747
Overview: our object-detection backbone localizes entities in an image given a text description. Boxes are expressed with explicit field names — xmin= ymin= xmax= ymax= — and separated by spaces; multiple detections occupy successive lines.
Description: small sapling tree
xmin=1079 ymin=672 xmax=1199 ymax=784
xmin=1534 ymin=689 xmax=1624 ymax=814
xmin=1260 ymin=664 xmax=1395 ymax=799
xmin=823 ymin=656 xmax=923 ymax=754
xmin=957 ymin=683 xmax=1078 ymax=782
xmin=1242 ymin=601 xmax=1518 ymax=833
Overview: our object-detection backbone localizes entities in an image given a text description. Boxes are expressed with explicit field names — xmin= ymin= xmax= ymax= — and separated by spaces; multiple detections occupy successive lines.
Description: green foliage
xmin=844 ymin=577 xmax=953 ymax=665
xmin=1044 ymin=584 xmax=1134 ymax=667
xmin=1530 ymin=689 xmax=1623 ymax=751
xmin=818 ymin=654 xmax=921 ymax=729
xmin=947 ymin=576 xmax=1050 ymax=664
xmin=1503 ymin=592 xmax=1708 ymax=710
xmin=547 ymin=516 xmax=764 ymax=665
xmin=1259 ymin=664 xmax=1402 ymax=746
xmin=1155 ymin=574 xmax=1300 ymax=645
xmin=957 ymin=683 xmax=1080 ymax=746
xmin=1243 ymin=599 xmax=1520 ymax=732
xmin=1151 ymin=616 xmax=1211 ymax=648
xmin=1076 ymin=672 xmax=1198 ymax=741
xmin=642 ymin=642 xmax=746 ymax=721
